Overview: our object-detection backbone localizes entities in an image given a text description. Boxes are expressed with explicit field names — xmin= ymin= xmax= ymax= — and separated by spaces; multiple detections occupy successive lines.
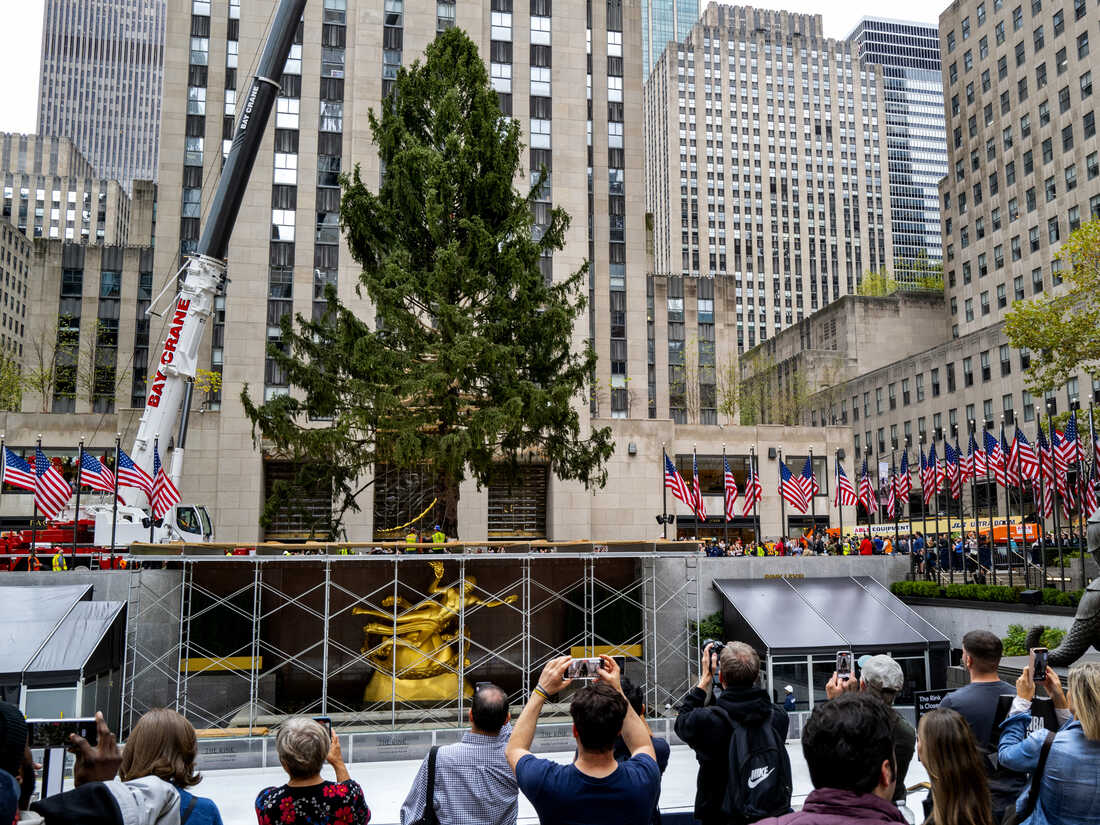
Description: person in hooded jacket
xmin=754 ymin=694 xmax=906 ymax=825
xmin=675 ymin=641 xmax=790 ymax=825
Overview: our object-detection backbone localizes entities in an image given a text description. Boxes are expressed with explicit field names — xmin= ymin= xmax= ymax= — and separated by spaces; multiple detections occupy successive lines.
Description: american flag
xmin=923 ymin=443 xmax=939 ymax=507
xmin=886 ymin=477 xmax=897 ymax=519
xmin=919 ymin=450 xmax=932 ymax=505
xmin=1051 ymin=430 xmax=1076 ymax=515
xmin=117 ymin=446 xmax=154 ymax=499
xmin=1003 ymin=431 xmax=1023 ymax=487
xmin=894 ymin=450 xmax=911 ymax=502
xmin=835 ymin=460 xmax=858 ymax=507
xmin=723 ymin=457 xmax=738 ymax=520
xmin=1058 ymin=412 xmax=1084 ymax=469
xmin=967 ymin=431 xmax=987 ymax=479
xmin=944 ymin=441 xmax=962 ymax=500
xmin=800 ymin=456 xmax=819 ymax=500
xmin=1010 ymin=427 xmax=1041 ymax=483
xmin=1084 ymin=459 xmax=1098 ymax=517
xmin=779 ymin=460 xmax=809 ymax=513
xmin=742 ymin=459 xmax=762 ymax=516
xmin=2 ymin=447 xmax=35 ymax=491
xmin=1036 ymin=425 xmax=1054 ymax=518
xmin=858 ymin=460 xmax=877 ymax=514
xmin=34 ymin=447 xmax=72 ymax=520
xmin=78 ymin=450 xmax=115 ymax=493
xmin=691 ymin=452 xmax=707 ymax=521
xmin=984 ymin=430 xmax=1007 ymax=487
xmin=664 ymin=454 xmax=693 ymax=512
xmin=151 ymin=443 xmax=181 ymax=519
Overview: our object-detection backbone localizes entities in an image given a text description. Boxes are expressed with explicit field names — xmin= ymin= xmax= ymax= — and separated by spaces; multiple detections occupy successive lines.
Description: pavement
xmin=196 ymin=742 xmax=931 ymax=824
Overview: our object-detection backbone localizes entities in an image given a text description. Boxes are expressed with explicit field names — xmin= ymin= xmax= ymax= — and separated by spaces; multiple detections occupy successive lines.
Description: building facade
xmin=0 ymin=221 xmax=33 ymax=362
xmin=641 ymin=0 xmax=698 ymax=78
xmin=37 ymin=0 xmax=167 ymax=190
xmin=848 ymin=18 xmax=948 ymax=285
xmin=139 ymin=0 xmax=659 ymax=541
xmin=0 ymin=134 xmax=133 ymax=245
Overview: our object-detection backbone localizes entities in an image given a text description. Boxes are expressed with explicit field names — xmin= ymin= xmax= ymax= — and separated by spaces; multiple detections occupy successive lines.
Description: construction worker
xmin=431 ymin=524 xmax=446 ymax=547
xmin=51 ymin=549 xmax=68 ymax=571
xmin=405 ymin=529 xmax=419 ymax=553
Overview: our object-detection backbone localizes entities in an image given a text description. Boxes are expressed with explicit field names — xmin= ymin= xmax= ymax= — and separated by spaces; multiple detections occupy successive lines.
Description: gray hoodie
xmin=31 ymin=775 xmax=181 ymax=825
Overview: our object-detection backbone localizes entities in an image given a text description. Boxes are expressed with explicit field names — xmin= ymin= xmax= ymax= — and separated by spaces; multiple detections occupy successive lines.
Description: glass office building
xmin=642 ymin=0 xmax=698 ymax=77
xmin=848 ymin=19 xmax=948 ymax=285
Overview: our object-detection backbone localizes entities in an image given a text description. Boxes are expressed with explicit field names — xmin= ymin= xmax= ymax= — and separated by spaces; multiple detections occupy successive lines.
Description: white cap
xmin=784 ymin=684 xmax=793 ymax=692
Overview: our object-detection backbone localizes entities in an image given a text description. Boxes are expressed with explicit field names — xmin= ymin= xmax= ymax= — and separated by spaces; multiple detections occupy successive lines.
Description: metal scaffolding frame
xmin=121 ymin=550 xmax=700 ymax=734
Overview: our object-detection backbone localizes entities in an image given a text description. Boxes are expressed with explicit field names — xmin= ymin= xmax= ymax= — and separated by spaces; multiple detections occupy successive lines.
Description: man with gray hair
xmin=676 ymin=641 xmax=792 ymax=825
xmin=401 ymin=682 xmax=517 ymax=825
xmin=825 ymin=653 xmax=915 ymax=805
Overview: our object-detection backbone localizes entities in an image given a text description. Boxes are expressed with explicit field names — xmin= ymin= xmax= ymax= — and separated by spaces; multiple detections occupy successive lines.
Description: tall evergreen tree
xmin=242 ymin=28 xmax=612 ymax=537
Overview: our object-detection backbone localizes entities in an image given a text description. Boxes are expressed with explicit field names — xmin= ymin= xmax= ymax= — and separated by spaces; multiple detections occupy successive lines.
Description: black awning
xmin=24 ymin=600 xmax=127 ymax=685
xmin=0 ymin=585 xmax=93 ymax=681
xmin=712 ymin=576 xmax=949 ymax=656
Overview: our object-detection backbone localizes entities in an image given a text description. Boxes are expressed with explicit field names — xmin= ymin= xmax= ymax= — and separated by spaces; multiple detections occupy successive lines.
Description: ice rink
xmin=196 ymin=742 xmax=931 ymax=825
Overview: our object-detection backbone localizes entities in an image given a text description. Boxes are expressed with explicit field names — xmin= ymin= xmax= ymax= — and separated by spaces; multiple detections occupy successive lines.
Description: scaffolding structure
xmin=120 ymin=549 xmax=700 ymax=735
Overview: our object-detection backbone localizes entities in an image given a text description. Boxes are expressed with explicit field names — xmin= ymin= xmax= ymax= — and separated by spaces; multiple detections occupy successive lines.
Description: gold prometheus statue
xmin=353 ymin=561 xmax=518 ymax=702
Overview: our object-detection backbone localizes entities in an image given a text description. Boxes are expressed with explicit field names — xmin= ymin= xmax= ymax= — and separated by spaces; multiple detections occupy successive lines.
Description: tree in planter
xmin=242 ymin=28 xmax=613 ymax=537
xmin=25 ymin=314 xmax=79 ymax=412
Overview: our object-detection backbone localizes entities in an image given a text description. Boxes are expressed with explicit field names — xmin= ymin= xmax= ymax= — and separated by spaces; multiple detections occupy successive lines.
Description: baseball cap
xmin=783 ymin=685 xmax=793 ymax=693
xmin=859 ymin=654 xmax=904 ymax=692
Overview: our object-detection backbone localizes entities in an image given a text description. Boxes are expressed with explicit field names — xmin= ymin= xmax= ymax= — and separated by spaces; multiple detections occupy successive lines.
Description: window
xmin=1032 ymin=267 xmax=1044 ymax=293
xmin=1056 ymin=46 xmax=1067 ymax=75
xmin=1014 ymin=275 xmax=1025 ymax=300
xmin=980 ymin=350 xmax=991 ymax=381
xmin=1013 ymin=6 xmax=1023 ymax=30
xmin=1070 ymin=205 xmax=1081 ymax=231
xmin=1082 ymin=70 xmax=1093 ymax=98
xmin=1060 ymin=85 xmax=1072 ymax=112
xmin=1066 ymin=164 xmax=1077 ymax=190
xmin=1042 ymin=137 xmax=1053 ymax=163
xmin=1006 ymin=160 xmax=1016 ymax=185
xmin=1079 ymin=32 xmax=1089 ymax=59
xmin=997 ymin=21 xmax=1006 ymax=45
xmin=902 ymin=378 xmax=910 ymax=406
xmin=1034 ymin=25 xmax=1044 ymax=51
xmin=889 ymin=383 xmax=897 ymax=410
xmin=1012 ymin=236 xmax=1021 ymax=260
xmin=1089 ymin=152 xmax=1099 ymax=180
xmin=998 ymin=284 xmax=1007 ymax=308
xmin=916 ymin=373 xmax=925 ymax=402
xmin=964 ymin=357 xmax=974 ymax=387
xmin=1086 ymin=111 xmax=1096 ymax=139
xmin=965 ymin=297 xmax=974 ymax=321
xmin=1053 ymin=8 xmax=1064 ymax=34
xmin=1023 ymin=391 xmax=1035 ymax=422
xmin=99 ymin=270 xmax=121 ymax=298
xmin=981 ymin=291 xmax=990 ymax=315
xmin=1021 ymin=113 xmax=1031 ymax=137
xmin=1046 ymin=175 xmax=1057 ymax=202
xmin=876 ymin=387 xmax=884 ymax=415
xmin=1030 ymin=225 xmax=1040 ymax=251
xmin=1037 ymin=62 xmax=1047 ymax=88
xmin=931 ymin=368 xmax=941 ymax=398
xmin=1000 ymin=344 xmax=1012 ymax=376
xmin=1048 ymin=217 xmax=1060 ymax=244
xmin=1039 ymin=100 xmax=1050 ymax=126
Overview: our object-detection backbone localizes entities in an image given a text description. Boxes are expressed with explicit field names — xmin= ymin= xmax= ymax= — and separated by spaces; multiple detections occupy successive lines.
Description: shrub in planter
xmin=1003 ymin=623 xmax=1067 ymax=656
xmin=890 ymin=581 xmax=944 ymax=598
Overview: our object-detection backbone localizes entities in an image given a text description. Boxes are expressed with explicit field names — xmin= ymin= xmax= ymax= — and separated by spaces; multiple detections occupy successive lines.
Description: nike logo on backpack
xmin=747 ymin=767 xmax=774 ymax=789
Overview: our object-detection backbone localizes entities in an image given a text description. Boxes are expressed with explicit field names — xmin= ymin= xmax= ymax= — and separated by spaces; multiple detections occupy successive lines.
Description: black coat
xmin=674 ymin=685 xmax=790 ymax=825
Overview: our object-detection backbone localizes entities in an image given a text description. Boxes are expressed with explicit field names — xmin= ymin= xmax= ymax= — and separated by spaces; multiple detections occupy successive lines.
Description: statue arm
xmin=1026 ymin=589 xmax=1100 ymax=667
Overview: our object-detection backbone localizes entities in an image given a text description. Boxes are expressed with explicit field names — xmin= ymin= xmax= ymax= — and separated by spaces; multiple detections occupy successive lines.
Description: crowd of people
xmin=1 ymin=631 xmax=1099 ymax=825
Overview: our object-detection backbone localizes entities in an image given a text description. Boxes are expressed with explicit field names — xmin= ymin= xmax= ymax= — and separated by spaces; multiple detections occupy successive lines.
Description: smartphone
xmin=475 ymin=681 xmax=493 ymax=692
xmin=836 ymin=650 xmax=853 ymax=682
xmin=566 ymin=657 xmax=601 ymax=680
xmin=1031 ymin=648 xmax=1048 ymax=683
xmin=312 ymin=716 xmax=332 ymax=738
xmin=27 ymin=718 xmax=97 ymax=749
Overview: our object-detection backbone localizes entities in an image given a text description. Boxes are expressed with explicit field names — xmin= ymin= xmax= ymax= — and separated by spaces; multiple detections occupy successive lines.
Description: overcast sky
xmin=0 ymin=0 xmax=946 ymax=135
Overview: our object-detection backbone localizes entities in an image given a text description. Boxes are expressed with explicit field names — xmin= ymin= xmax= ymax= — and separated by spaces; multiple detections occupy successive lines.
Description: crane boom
xmin=125 ymin=0 xmax=309 ymax=505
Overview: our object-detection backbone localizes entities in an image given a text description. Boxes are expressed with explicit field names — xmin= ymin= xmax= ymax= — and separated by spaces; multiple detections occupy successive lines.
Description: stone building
xmin=0 ymin=134 xmax=133 ymax=245
xmin=37 ymin=0 xmax=167 ymax=190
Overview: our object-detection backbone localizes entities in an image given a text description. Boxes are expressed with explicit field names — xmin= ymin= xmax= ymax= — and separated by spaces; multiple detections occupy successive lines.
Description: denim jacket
xmin=997 ymin=712 xmax=1100 ymax=825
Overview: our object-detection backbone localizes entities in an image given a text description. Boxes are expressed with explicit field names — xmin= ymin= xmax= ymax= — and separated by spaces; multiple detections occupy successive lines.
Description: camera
xmin=703 ymin=639 xmax=725 ymax=673
xmin=836 ymin=650 xmax=853 ymax=681
xmin=1031 ymin=647 xmax=1048 ymax=682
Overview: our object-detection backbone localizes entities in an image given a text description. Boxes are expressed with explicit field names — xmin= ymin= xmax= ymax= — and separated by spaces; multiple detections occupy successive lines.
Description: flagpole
xmin=0 ymin=434 xmax=5 ymax=545
xmin=932 ymin=434 xmax=943 ymax=580
xmin=150 ymin=435 xmax=158 ymax=544
xmin=905 ymin=438 xmax=915 ymax=574
xmin=661 ymin=444 xmax=668 ymax=541
xmin=1047 ymin=405 xmax=1065 ymax=590
xmin=111 ymin=433 xmax=121 ymax=553
xmin=750 ymin=447 xmax=760 ymax=547
xmin=891 ymin=448 xmax=899 ymax=551
xmin=809 ymin=447 xmax=816 ymax=536
xmin=722 ymin=444 xmax=729 ymax=549
xmin=1036 ymin=422 xmax=1048 ymax=589
xmin=835 ymin=451 xmax=844 ymax=543
xmin=982 ymin=423 xmax=996 ymax=585
xmin=778 ymin=447 xmax=787 ymax=543
xmin=1002 ymin=417 xmax=1015 ymax=589
xmin=919 ymin=432 xmax=928 ymax=578
xmin=969 ymin=421 xmax=980 ymax=582
xmin=954 ymin=427 xmax=965 ymax=584
xmin=72 ymin=437 xmax=84 ymax=564
xmin=693 ymin=444 xmax=699 ymax=542
xmin=30 ymin=435 xmax=41 ymax=568
xmin=1072 ymin=405 xmax=1086 ymax=589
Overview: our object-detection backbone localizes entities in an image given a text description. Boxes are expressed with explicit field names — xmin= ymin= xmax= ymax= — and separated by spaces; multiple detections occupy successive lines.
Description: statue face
xmin=1089 ymin=512 xmax=1100 ymax=567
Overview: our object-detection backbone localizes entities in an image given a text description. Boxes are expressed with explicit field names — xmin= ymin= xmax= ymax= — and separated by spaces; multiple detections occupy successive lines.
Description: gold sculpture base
xmin=363 ymin=671 xmax=474 ymax=703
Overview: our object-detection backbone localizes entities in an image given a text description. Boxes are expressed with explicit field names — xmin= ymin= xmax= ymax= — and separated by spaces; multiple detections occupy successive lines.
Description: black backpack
xmin=712 ymin=707 xmax=793 ymax=824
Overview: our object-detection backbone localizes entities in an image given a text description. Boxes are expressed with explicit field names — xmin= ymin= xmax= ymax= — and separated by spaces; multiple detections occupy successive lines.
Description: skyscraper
xmin=37 ymin=0 xmax=166 ymax=190
xmin=641 ymin=0 xmax=698 ymax=78
xmin=644 ymin=4 xmax=892 ymax=373
xmin=848 ymin=18 xmax=948 ymax=286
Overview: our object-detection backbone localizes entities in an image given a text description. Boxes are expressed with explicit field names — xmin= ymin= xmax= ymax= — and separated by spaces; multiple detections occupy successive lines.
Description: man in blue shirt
xmin=506 ymin=654 xmax=660 ymax=824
